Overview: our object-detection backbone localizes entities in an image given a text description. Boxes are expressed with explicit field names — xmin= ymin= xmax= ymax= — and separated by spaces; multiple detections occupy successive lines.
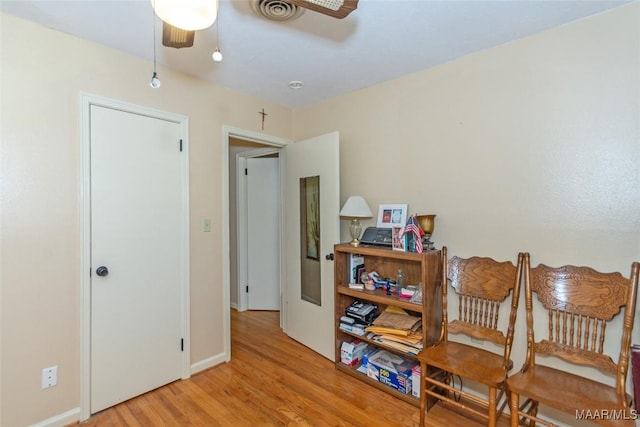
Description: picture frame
xmin=377 ymin=204 xmax=408 ymax=228
xmin=392 ymin=226 xmax=405 ymax=252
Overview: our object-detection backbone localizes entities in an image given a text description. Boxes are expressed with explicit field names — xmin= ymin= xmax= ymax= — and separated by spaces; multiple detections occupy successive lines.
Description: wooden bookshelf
xmin=333 ymin=243 xmax=443 ymax=407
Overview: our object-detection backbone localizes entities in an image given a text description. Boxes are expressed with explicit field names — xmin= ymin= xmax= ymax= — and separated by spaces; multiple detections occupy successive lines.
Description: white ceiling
xmin=0 ymin=0 xmax=633 ymax=109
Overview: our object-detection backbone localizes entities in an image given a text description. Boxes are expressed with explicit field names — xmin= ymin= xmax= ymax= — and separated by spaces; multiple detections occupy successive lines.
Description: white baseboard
xmin=190 ymin=352 xmax=228 ymax=375
xmin=31 ymin=407 xmax=80 ymax=427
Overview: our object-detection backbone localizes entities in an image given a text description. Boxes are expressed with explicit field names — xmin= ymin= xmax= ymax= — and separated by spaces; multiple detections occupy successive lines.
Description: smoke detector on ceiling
xmin=251 ymin=0 xmax=305 ymax=21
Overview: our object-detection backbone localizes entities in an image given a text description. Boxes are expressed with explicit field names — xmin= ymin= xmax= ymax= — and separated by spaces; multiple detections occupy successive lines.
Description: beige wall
xmin=0 ymin=14 xmax=293 ymax=427
xmin=2 ymin=2 xmax=639 ymax=426
xmin=293 ymin=3 xmax=639 ymax=424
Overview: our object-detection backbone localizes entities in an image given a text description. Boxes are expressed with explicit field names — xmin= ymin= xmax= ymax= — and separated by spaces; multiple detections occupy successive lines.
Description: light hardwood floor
xmin=78 ymin=309 xmax=421 ymax=426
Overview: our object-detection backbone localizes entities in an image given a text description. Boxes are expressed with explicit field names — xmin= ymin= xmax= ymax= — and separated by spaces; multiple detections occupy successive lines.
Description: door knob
xmin=96 ymin=266 xmax=109 ymax=277
xmin=325 ymin=253 xmax=334 ymax=261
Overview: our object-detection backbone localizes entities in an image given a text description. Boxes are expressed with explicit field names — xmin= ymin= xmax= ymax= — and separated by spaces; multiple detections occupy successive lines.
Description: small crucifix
xmin=258 ymin=108 xmax=268 ymax=130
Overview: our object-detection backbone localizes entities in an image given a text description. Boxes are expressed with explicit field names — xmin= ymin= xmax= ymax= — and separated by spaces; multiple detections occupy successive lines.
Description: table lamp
xmin=339 ymin=196 xmax=373 ymax=247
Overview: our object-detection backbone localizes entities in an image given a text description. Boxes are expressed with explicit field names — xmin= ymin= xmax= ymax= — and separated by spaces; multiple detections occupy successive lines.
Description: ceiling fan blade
xmin=285 ymin=0 xmax=358 ymax=19
xmin=162 ymin=21 xmax=195 ymax=49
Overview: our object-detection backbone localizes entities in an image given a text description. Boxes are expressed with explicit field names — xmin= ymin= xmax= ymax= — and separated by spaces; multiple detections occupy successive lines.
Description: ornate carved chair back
xmin=507 ymin=257 xmax=640 ymax=426
xmin=526 ymin=260 xmax=640 ymax=402
xmin=442 ymin=248 xmax=524 ymax=367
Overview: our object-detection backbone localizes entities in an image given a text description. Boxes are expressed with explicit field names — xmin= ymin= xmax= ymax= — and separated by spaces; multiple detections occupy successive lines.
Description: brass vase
xmin=416 ymin=214 xmax=436 ymax=235
xmin=416 ymin=214 xmax=436 ymax=250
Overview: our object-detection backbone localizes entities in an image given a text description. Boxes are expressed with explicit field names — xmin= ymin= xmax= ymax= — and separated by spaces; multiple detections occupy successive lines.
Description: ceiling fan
xmin=158 ymin=0 xmax=359 ymax=49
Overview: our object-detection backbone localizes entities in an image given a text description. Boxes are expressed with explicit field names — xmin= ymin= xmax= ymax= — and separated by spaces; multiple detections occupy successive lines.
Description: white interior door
xmin=284 ymin=132 xmax=340 ymax=360
xmin=247 ymin=157 xmax=280 ymax=310
xmin=89 ymin=105 xmax=186 ymax=413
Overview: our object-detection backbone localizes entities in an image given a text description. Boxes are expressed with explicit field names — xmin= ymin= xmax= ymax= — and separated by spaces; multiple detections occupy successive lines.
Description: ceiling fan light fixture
xmin=150 ymin=71 xmax=162 ymax=88
xmin=162 ymin=21 xmax=195 ymax=48
xmin=152 ymin=0 xmax=218 ymax=31
xmin=150 ymin=5 xmax=161 ymax=89
xmin=212 ymin=48 xmax=223 ymax=62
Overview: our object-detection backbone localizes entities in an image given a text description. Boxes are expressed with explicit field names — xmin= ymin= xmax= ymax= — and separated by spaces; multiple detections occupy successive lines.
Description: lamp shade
xmin=152 ymin=0 xmax=218 ymax=31
xmin=339 ymin=196 xmax=372 ymax=218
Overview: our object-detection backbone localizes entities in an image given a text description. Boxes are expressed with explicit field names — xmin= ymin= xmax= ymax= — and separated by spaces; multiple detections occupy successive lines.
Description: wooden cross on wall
xmin=259 ymin=108 xmax=268 ymax=130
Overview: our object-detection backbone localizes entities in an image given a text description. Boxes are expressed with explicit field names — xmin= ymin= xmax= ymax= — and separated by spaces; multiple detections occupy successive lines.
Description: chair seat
xmin=419 ymin=342 xmax=511 ymax=386
xmin=507 ymin=364 xmax=633 ymax=415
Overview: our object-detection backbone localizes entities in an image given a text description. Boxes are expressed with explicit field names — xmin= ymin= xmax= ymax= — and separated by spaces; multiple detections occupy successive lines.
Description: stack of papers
xmin=371 ymin=333 xmax=423 ymax=355
xmin=369 ymin=310 xmax=422 ymax=332
xmin=365 ymin=306 xmax=423 ymax=355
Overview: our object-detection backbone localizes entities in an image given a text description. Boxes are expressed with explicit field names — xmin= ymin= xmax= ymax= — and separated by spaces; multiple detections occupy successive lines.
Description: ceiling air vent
xmin=250 ymin=0 xmax=305 ymax=21
xmin=286 ymin=0 xmax=358 ymax=19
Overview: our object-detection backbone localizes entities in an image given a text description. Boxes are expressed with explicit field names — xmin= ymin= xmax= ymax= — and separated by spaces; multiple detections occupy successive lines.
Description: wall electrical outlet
xmin=202 ymin=218 xmax=211 ymax=232
xmin=42 ymin=366 xmax=57 ymax=389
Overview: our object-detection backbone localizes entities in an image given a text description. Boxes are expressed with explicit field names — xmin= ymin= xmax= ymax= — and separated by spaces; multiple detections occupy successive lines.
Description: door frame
xmin=222 ymin=126 xmax=291 ymax=359
xmin=79 ymin=93 xmax=191 ymax=421
xmin=237 ymin=148 xmax=281 ymax=312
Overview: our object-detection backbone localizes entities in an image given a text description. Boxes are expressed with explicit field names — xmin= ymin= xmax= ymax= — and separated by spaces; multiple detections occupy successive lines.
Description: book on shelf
xmin=349 ymin=254 xmax=364 ymax=285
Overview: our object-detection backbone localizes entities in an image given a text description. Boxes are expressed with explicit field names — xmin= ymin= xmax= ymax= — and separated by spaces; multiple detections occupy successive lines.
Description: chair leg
xmin=488 ymin=386 xmax=497 ymax=427
xmin=510 ymin=390 xmax=519 ymax=427
xmin=530 ymin=402 xmax=538 ymax=427
xmin=446 ymin=372 xmax=453 ymax=399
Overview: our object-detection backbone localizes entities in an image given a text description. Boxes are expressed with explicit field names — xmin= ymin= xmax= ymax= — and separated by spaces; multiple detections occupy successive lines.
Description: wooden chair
xmin=418 ymin=247 xmax=525 ymax=427
xmin=507 ymin=257 xmax=640 ymax=427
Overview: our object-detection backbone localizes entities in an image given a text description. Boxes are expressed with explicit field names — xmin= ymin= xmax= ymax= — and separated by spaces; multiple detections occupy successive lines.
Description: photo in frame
xmin=392 ymin=226 xmax=405 ymax=252
xmin=377 ymin=204 xmax=408 ymax=228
